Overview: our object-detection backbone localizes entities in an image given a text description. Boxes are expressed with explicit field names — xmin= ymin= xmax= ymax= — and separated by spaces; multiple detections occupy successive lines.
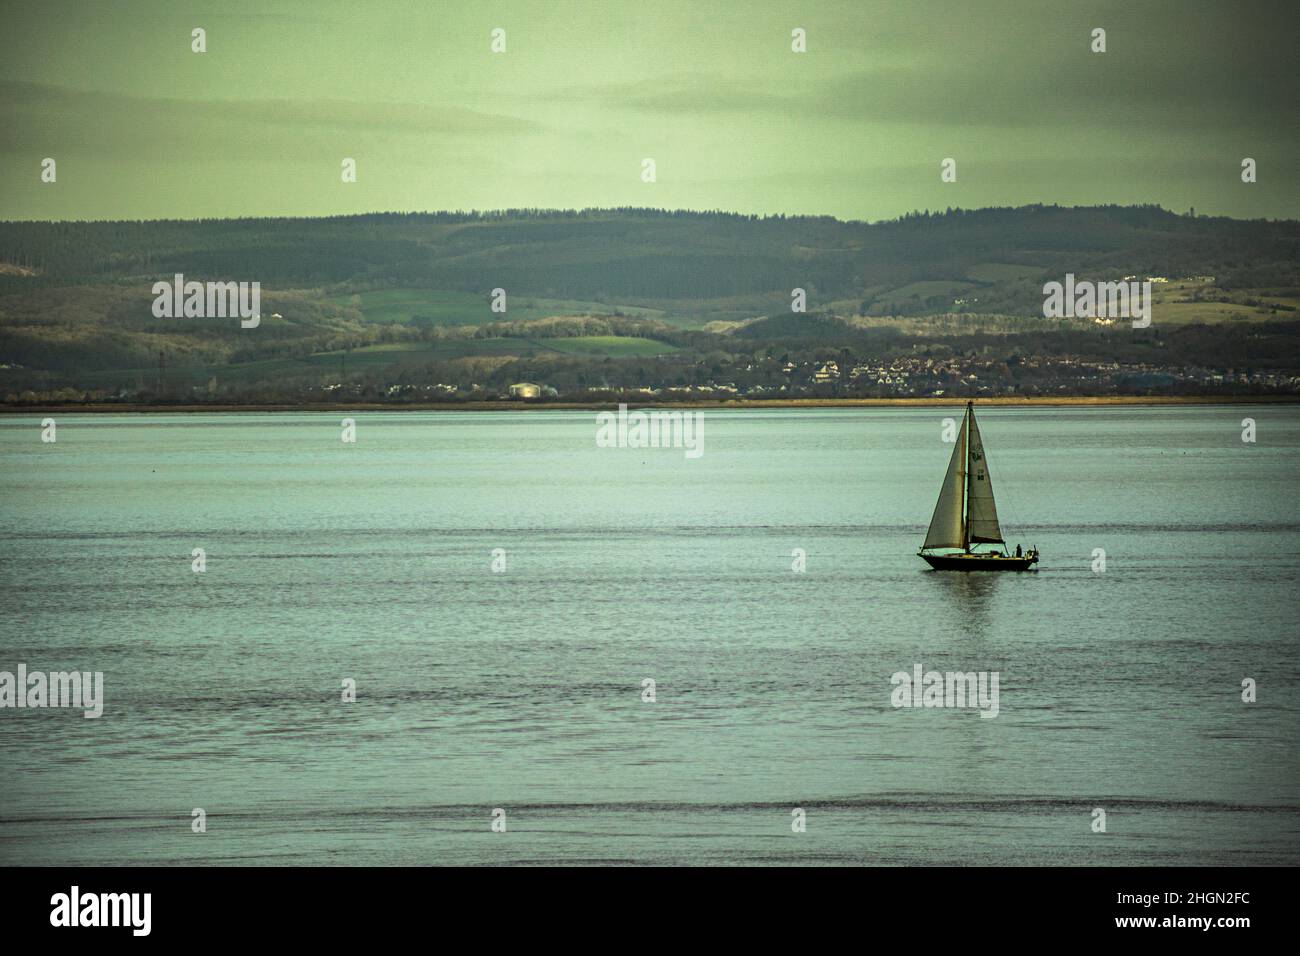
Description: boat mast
xmin=961 ymin=402 xmax=971 ymax=552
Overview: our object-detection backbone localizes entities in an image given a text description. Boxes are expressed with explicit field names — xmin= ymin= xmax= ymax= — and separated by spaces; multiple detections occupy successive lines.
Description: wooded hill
xmin=1 ymin=204 xmax=1297 ymax=393
xmin=3 ymin=205 xmax=1297 ymax=300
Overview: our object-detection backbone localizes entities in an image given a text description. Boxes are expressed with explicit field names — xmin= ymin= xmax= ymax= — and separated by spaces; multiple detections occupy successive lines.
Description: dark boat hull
xmin=920 ymin=551 xmax=1038 ymax=572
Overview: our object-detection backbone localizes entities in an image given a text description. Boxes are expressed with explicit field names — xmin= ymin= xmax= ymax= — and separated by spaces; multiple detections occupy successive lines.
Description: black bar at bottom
xmin=0 ymin=865 xmax=1280 ymax=942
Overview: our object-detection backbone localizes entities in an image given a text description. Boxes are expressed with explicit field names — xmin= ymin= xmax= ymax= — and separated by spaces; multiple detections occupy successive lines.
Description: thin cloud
xmin=0 ymin=81 xmax=548 ymax=144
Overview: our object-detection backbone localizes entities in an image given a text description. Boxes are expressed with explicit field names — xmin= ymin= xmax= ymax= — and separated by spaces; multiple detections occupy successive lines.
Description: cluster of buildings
xmin=767 ymin=356 xmax=1300 ymax=397
xmin=557 ymin=355 xmax=1300 ymax=399
xmin=8 ymin=333 xmax=1297 ymax=404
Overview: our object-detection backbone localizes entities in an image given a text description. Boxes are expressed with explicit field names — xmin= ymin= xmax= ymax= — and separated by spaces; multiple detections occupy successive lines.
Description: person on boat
xmin=1015 ymin=544 xmax=1022 ymax=557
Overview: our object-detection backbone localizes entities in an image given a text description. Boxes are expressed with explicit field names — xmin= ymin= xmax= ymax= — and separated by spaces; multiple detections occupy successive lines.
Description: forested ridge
xmin=2 ymin=204 xmax=1298 ymax=401
xmin=2 ymin=205 xmax=1296 ymax=298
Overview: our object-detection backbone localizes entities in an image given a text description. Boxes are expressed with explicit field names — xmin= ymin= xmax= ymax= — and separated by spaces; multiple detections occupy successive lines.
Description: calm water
xmin=1 ymin=406 xmax=1297 ymax=866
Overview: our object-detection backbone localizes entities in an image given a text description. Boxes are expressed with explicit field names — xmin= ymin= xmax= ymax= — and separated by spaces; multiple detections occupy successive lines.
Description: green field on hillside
xmin=873 ymin=280 xmax=976 ymax=307
xmin=537 ymin=336 xmax=679 ymax=357
xmin=1146 ymin=280 xmax=1300 ymax=324
xmin=329 ymin=289 xmax=667 ymax=326
xmin=965 ymin=262 xmax=1045 ymax=282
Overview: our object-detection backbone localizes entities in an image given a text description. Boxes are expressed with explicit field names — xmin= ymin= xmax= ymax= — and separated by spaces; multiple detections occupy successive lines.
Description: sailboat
xmin=918 ymin=402 xmax=1039 ymax=571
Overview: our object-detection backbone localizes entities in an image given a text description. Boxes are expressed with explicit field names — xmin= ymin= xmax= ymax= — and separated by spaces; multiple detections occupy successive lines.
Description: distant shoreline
xmin=2 ymin=395 xmax=1297 ymax=414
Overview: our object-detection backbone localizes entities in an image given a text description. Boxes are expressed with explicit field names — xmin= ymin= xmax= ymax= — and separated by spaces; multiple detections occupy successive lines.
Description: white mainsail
xmin=922 ymin=410 xmax=967 ymax=550
xmin=965 ymin=409 xmax=1004 ymax=544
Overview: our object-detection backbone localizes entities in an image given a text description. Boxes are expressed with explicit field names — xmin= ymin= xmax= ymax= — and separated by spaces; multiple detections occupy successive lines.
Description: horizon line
xmin=2 ymin=201 xmax=1296 ymax=229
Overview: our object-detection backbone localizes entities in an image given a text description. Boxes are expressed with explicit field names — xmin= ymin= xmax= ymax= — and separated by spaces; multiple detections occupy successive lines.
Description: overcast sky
xmin=1 ymin=0 xmax=1296 ymax=221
